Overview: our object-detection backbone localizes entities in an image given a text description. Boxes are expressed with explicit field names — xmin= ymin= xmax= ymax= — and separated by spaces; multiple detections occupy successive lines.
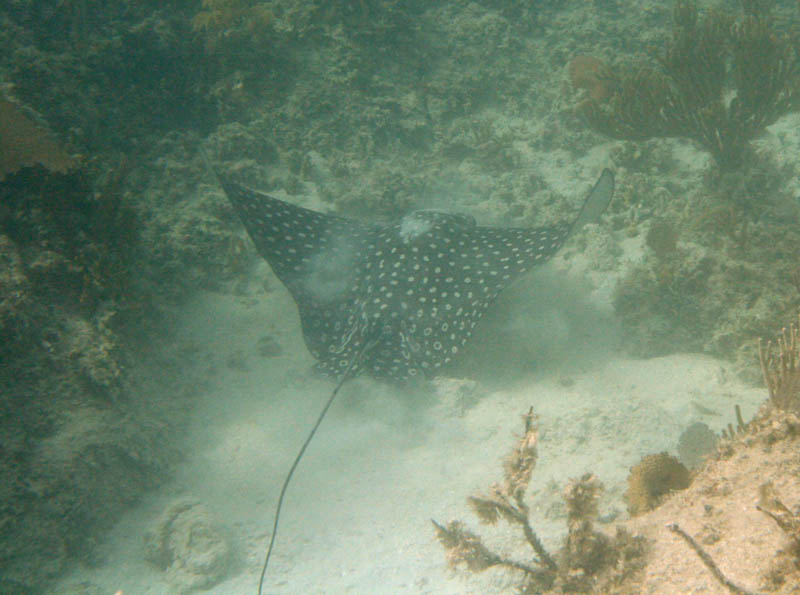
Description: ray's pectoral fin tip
xmin=572 ymin=168 xmax=615 ymax=232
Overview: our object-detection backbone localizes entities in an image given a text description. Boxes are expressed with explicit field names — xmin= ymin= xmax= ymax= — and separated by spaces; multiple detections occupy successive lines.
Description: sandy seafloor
xmin=54 ymin=224 xmax=765 ymax=594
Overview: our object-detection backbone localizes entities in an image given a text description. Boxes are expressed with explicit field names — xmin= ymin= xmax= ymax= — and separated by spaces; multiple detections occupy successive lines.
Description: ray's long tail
xmin=257 ymin=329 xmax=381 ymax=594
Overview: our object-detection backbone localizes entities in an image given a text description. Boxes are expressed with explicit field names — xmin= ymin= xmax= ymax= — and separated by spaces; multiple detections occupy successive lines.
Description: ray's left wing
xmin=218 ymin=177 xmax=375 ymax=360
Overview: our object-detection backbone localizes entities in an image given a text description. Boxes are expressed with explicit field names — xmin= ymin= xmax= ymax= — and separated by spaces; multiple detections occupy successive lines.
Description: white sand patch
xmin=55 ymin=287 xmax=763 ymax=595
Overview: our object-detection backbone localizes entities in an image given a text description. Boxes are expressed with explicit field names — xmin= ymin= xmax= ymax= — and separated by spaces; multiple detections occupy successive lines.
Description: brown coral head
xmin=625 ymin=452 xmax=690 ymax=516
xmin=0 ymin=99 xmax=76 ymax=181
xmin=568 ymin=55 xmax=618 ymax=102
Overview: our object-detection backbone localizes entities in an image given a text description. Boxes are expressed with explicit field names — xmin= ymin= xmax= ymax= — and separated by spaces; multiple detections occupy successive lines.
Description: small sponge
xmin=625 ymin=452 xmax=690 ymax=516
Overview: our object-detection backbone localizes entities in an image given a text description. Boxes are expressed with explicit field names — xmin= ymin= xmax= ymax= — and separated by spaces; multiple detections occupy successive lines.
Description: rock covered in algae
xmin=144 ymin=500 xmax=231 ymax=593
xmin=677 ymin=421 xmax=718 ymax=470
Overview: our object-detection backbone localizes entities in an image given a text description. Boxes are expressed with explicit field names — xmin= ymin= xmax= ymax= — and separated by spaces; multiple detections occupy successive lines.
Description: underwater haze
xmin=2 ymin=0 xmax=800 ymax=594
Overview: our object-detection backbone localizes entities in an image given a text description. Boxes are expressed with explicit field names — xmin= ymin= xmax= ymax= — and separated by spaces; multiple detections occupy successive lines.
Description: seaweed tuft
xmin=433 ymin=408 xmax=647 ymax=593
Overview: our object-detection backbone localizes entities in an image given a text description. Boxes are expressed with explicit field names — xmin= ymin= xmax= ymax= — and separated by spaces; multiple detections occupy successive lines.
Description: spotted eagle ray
xmin=219 ymin=169 xmax=614 ymax=382
xmin=213 ymin=166 xmax=614 ymax=593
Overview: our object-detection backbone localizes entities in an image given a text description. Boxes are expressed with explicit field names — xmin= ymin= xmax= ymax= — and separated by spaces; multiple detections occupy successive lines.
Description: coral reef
xmin=3 ymin=2 xmax=216 ymax=153
xmin=634 ymin=405 xmax=800 ymax=593
xmin=611 ymin=156 xmax=800 ymax=367
xmin=644 ymin=217 xmax=679 ymax=259
xmin=720 ymin=404 xmax=750 ymax=440
xmin=1 ymin=0 xmax=798 ymax=591
xmin=1 ymin=160 xmax=138 ymax=314
xmin=613 ymin=241 xmax=714 ymax=356
xmin=624 ymin=317 xmax=800 ymax=592
xmin=192 ymin=0 xmax=273 ymax=38
xmin=0 ymin=157 xmax=172 ymax=591
xmin=577 ymin=0 xmax=800 ymax=171
xmin=624 ymin=452 xmax=690 ymax=517
xmin=192 ymin=0 xmax=274 ymax=63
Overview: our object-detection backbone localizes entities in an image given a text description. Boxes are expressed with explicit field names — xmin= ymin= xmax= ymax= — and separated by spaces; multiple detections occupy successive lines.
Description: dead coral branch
xmin=431 ymin=519 xmax=543 ymax=576
xmin=432 ymin=407 xmax=557 ymax=587
xmin=667 ymin=523 xmax=761 ymax=595
xmin=432 ymin=408 xmax=645 ymax=593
